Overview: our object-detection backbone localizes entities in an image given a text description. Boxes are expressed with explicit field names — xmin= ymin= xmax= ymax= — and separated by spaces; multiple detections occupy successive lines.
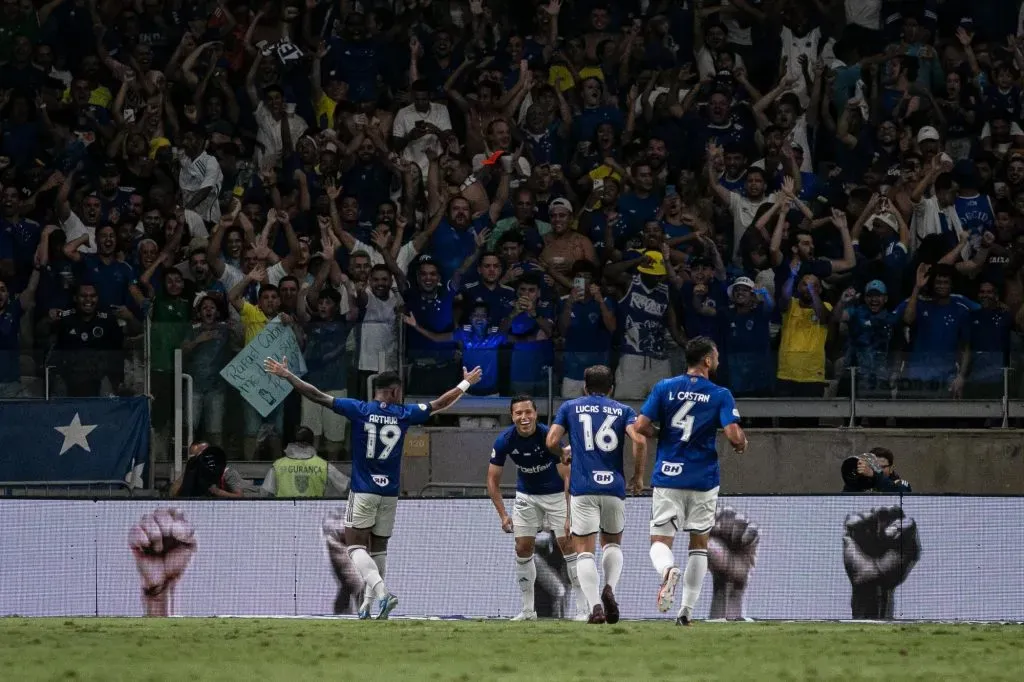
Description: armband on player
xmin=457 ymin=380 xmax=472 ymax=393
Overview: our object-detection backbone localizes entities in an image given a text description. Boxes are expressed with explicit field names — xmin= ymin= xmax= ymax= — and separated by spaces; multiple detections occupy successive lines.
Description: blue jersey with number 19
xmin=554 ymin=395 xmax=637 ymax=499
xmin=641 ymin=374 xmax=739 ymax=491
xmin=331 ymin=398 xmax=433 ymax=496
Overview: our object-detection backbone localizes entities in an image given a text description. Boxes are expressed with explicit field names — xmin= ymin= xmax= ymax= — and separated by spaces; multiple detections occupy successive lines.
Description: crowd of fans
xmin=2 ymin=0 xmax=1024 ymax=459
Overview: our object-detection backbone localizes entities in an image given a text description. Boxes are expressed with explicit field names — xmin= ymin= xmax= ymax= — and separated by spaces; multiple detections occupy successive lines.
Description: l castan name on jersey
xmin=667 ymin=391 xmax=711 ymax=403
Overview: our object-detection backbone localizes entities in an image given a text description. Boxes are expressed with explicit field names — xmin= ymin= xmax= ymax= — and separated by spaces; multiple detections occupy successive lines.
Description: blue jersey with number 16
xmin=641 ymin=374 xmax=739 ymax=492
xmin=554 ymin=395 xmax=637 ymax=499
xmin=331 ymin=398 xmax=433 ymax=496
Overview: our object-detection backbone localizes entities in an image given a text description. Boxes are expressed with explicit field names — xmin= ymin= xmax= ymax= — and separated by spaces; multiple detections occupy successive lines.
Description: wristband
xmin=457 ymin=380 xmax=472 ymax=392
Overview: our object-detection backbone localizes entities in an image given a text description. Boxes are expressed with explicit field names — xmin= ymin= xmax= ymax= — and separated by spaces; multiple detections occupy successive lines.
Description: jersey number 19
xmin=364 ymin=423 xmax=401 ymax=459
xmin=578 ymin=413 xmax=619 ymax=452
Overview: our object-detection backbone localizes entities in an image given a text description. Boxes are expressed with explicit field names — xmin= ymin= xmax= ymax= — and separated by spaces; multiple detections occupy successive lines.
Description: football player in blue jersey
xmin=487 ymin=395 xmax=587 ymax=622
xmin=634 ymin=337 xmax=747 ymax=626
xmin=264 ymin=356 xmax=482 ymax=619
xmin=546 ymin=365 xmax=647 ymax=624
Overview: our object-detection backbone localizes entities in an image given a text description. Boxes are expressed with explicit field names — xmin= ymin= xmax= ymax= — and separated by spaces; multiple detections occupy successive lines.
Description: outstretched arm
xmin=263 ymin=356 xmax=333 ymax=406
xmin=429 ymin=366 xmax=483 ymax=413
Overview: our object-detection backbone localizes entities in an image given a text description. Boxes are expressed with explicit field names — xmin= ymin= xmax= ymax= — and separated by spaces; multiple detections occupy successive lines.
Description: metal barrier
xmin=0 ymin=480 xmax=135 ymax=497
xmin=172 ymin=348 xmax=195 ymax=479
xmin=418 ymin=482 xmax=516 ymax=497
xmin=407 ymin=394 xmax=1023 ymax=423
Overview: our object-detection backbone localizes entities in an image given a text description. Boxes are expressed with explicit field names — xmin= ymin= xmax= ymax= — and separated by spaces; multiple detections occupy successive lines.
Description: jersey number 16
xmin=364 ymin=423 xmax=401 ymax=459
xmin=578 ymin=413 xmax=619 ymax=453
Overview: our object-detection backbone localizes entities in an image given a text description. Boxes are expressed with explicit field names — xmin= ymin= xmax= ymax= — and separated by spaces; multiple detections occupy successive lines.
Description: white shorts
xmin=570 ymin=495 xmax=625 ymax=536
xmin=614 ymin=355 xmax=672 ymax=400
xmin=513 ymin=492 xmax=568 ymax=538
xmin=345 ymin=491 xmax=398 ymax=537
xmin=301 ymin=389 xmax=348 ymax=442
xmin=649 ymin=486 xmax=720 ymax=536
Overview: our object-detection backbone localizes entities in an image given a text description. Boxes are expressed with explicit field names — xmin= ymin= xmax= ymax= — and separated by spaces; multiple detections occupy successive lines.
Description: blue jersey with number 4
xmin=490 ymin=423 xmax=564 ymax=496
xmin=331 ymin=398 xmax=433 ymax=496
xmin=554 ymin=395 xmax=637 ymax=499
xmin=641 ymin=374 xmax=739 ymax=491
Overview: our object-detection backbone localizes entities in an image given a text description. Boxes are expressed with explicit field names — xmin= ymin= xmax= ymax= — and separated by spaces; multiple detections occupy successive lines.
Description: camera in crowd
xmin=841 ymin=447 xmax=911 ymax=493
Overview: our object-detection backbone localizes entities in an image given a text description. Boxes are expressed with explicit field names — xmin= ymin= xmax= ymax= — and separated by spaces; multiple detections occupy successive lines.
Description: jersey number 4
xmin=670 ymin=401 xmax=695 ymax=443
xmin=578 ymin=413 xmax=619 ymax=453
xmin=364 ymin=423 xmax=401 ymax=459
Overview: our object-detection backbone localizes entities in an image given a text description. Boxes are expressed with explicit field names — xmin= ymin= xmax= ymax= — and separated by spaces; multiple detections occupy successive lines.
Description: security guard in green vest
xmin=262 ymin=427 xmax=350 ymax=498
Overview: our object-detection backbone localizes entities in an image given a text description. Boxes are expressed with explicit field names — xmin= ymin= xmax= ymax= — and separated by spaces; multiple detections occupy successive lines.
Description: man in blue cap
xmin=834 ymin=279 xmax=898 ymax=398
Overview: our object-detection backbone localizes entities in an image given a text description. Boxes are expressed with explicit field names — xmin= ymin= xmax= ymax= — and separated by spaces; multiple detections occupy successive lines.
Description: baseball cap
xmin=916 ymin=126 xmax=940 ymax=143
xmin=727 ymin=276 xmax=756 ymax=298
xmin=869 ymin=212 xmax=899 ymax=232
xmin=549 ymin=198 xmax=573 ymax=214
xmin=636 ymin=250 xmax=667 ymax=276
xmin=865 ymin=280 xmax=887 ymax=295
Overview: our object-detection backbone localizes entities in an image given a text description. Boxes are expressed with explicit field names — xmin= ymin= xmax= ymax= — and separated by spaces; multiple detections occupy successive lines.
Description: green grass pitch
xmin=1 ymin=618 xmax=1021 ymax=681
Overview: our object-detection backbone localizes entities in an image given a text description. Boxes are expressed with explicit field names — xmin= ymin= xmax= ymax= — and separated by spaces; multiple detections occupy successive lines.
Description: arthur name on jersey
xmin=574 ymin=404 xmax=625 ymax=416
xmin=667 ymin=391 xmax=711 ymax=403
xmin=368 ymin=414 xmax=399 ymax=425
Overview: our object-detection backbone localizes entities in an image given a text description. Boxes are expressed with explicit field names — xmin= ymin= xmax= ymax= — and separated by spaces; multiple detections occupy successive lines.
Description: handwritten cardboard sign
xmin=220 ymin=318 xmax=307 ymax=417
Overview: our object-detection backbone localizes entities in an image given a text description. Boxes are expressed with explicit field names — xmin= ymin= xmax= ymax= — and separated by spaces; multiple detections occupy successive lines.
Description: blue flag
xmin=0 ymin=397 xmax=150 ymax=484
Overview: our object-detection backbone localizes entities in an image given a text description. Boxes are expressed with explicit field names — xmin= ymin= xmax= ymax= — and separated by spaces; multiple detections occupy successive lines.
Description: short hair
xmin=570 ymin=260 xmax=598 ymax=277
xmin=517 ymin=271 xmax=543 ymax=289
xmin=370 ymin=263 xmax=392 ymax=277
xmin=509 ymin=394 xmax=536 ymax=413
xmin=929 ymin=263 xmax=957 ymax=281
xmin=411 ymin=79 xmax=430 ymax=93
xmin=478 ymin=251 xmax=501 ymax=264
xmin=259 ymin=283 xmax=280 ymax=297
xmin=317 ymin=287 xmax=341 ymax=304
xmin=295 ymin=426 xmax=315 ymax=446
xmin=279 ymin=275 xmax=300 ymax=290
xmin=870 ymin=446 xmax=894 ymax=466
xmin=584 ymin=365 xmax=614 ymax=395
xmin=934 ymin=173 xmax=954 ymax=192
xmin=372 ymin=372 xmax=402 ymax=391
xmin=684 ymin=336 xmax=717 ymax=368
xmin=745 ymin=166 xmax=767 ymax=181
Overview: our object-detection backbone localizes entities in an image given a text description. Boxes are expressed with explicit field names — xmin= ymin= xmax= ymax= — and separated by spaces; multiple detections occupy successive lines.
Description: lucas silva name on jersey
xmin=574 ymin=404 xmax=626 ymax=415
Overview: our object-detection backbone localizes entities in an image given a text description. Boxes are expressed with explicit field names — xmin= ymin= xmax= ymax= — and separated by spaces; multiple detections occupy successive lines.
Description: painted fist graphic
xmin=843 ymin=506 xmax=921 ymax=619
xmin=128 ymin=508 xmax=196 ymax=616
xmin=707 ymin=506 xmax=760 ymax=620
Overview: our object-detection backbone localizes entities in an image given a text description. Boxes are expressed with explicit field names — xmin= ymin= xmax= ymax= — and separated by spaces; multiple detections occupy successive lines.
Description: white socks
xmin=563 ymin=552 xmax=586 ymax=615
xmin=680 ymin=549 xmax=708 ymax=617
xmin=576 ymin=552 xmax=602 ymax=611
xmin=649 ymin=541 xmax=675 ymax=578
xmin=348 ymin=546 xmax=386 ymax=600
xmin=601 ymin=544 xmax=623 ymax=592
xmin=516 ymin=555 xmax=537 ymax=613
xmin=362 ymin=551 xmax=388 ymax=607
